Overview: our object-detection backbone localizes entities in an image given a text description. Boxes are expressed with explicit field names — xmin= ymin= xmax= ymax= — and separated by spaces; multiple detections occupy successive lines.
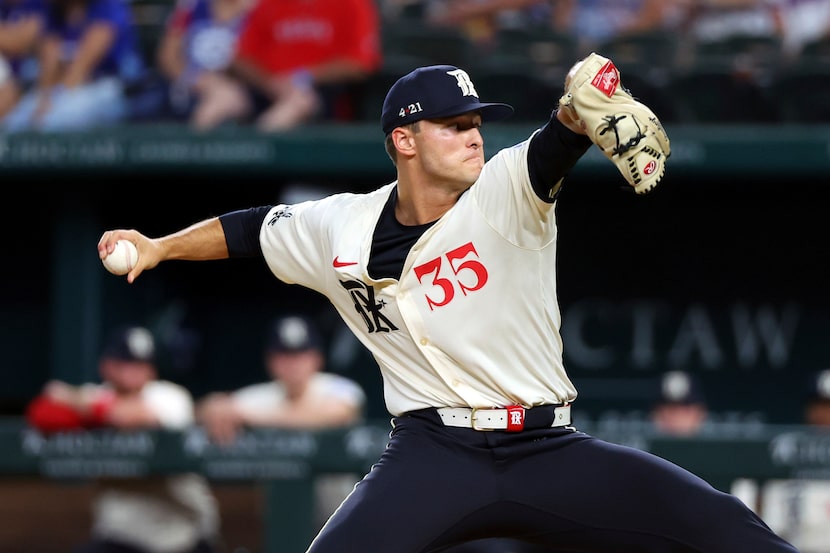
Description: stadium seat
xmin=797 ymin=35 xmax=830 ymax=67
xmin=479 ymin=28 xmax=578 ymax=83
xmin=597 ymin=31 xmax=679 ymax=73
xmin=765 ymin=34 xmax=830 ymax=124
xmin=771 ymin=67 xmax=830 ymax=123
xmin=381 ymin=23 xmax=475 ymax=69
xmin=669 ymin=63 xmax=782 ymax=124
xmin=691 ymin=34 xmax=785 ymax=80
xmin=471 ymin=68 xmax=558 ymax=122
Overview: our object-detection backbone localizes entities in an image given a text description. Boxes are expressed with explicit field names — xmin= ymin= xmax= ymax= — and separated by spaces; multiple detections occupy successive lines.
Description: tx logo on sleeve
xmin=267 ymin=207 xmax=294 ymax=225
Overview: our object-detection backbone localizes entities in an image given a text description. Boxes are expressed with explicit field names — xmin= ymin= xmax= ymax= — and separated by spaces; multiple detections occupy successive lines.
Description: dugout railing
xmin=1 ymin=418 xmax=828 ymax=553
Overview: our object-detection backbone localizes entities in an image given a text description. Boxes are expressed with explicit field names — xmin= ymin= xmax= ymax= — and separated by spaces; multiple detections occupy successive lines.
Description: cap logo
xmin=818 ymin=370 xmax=830 ymax=398
xmin=663 ymin=371 xmax=691 ymax=402
xmin=125 ymin=328 xmax=155 ymax=361
xmin=278 ymin=317 xmax=310 ymax=349
xmin=448 ymin=68 xmax=479 ymax=98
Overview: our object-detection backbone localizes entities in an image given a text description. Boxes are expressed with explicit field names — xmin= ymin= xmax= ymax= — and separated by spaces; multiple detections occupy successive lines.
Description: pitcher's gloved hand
xmin=559 ymin=52 xmax=671 ymax=194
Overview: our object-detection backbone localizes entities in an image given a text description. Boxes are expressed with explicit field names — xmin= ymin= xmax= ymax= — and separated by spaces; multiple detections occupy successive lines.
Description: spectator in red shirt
xmin=195 ymin=0 xmax=382 ymax=131
xmin=26 ymin=325 xmax=221 ymax=553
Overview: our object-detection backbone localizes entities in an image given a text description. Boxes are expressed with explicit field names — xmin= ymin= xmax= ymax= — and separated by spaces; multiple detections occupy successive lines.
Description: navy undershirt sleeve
xmin=218 ymin=206 xmax=272 ymax=258
xmin=528 ymin=113 xmax=593 ymax=202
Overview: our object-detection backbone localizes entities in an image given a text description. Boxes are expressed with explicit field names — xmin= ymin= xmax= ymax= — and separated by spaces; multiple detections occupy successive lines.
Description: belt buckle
xmin=470 ymin=407 xmax=495 ymax=431
xmin=505 ymin=405 xmax=525 ymax=432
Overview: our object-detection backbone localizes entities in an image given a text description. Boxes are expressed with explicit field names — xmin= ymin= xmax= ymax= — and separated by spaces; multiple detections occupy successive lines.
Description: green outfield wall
xmin=0 ymin=124 xmax=828 ymax=176
xmin=1 ymin=419 xmax=829 ymax=553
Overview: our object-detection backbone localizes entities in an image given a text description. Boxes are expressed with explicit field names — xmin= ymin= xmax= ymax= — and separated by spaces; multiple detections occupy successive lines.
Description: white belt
xmin=436 ymin=404 xmax=571 ymax=431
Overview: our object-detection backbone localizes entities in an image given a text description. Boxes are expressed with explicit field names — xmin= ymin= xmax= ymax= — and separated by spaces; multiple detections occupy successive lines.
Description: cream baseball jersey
xmin=259 ymin=136 xmax=578 ymax=416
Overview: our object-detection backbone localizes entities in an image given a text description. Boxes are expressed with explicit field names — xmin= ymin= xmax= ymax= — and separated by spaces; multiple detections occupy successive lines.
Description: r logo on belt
xmin=506 ymin=406 xmax=525 ymax=432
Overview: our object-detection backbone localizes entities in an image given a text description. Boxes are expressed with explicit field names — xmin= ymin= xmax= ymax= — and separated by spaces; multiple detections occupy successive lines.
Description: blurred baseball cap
xmin=807 ymin=369 xmax=830 ymax=401
xmin=381 ymin=65 xmax=514 ymax=134
xmin=657 ymin=370 xmax=706 ymax=405
xmin=266 ymin=315 xmax=323 ymax=353
xmin=101 ymin=326 xmax=157 ymax=364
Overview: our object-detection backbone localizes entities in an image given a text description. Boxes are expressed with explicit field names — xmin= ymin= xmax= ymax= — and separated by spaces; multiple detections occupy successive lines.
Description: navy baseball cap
xmin=266 ymin=315 xmax=323 ymax=353
xmin=101 ymin=326 xmax=157 ymax=364
xmin=381 ymin=65 xmax=514 ymax=134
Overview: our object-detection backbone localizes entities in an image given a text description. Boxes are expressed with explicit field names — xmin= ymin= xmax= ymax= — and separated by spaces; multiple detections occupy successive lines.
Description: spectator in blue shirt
xmin=156 ymin=0 xmax=253 ymax=125
xmin=0 ymin=0 xmax=46 ymax=118
xmin=1 ymin=0 xmax=144 ymax=131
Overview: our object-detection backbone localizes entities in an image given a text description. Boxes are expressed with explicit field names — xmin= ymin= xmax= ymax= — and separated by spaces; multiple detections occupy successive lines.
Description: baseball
xmin=102 ymin=240 xmax=138 ymax=275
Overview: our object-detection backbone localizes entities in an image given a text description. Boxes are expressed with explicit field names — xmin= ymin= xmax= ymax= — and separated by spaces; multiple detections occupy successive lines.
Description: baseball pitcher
xmin=98 ymin=54 xmax=799 ymax=553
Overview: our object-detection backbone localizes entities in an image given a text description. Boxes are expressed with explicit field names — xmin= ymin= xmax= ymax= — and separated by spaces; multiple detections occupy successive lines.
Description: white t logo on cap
xmin=448 ymin=69 xmax=479 ymax=98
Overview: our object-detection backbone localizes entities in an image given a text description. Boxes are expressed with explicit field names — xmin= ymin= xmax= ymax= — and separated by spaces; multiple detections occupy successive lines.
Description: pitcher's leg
xmin=504 ymin=431 xmax=798 ymax=553
xmin=307 ymin=415 xmax=499 ymax=553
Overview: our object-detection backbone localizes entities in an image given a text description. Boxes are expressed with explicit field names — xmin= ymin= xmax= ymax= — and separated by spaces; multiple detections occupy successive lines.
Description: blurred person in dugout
xmin=189 ymin=0 xmax=382 ymax=132
xmin=0 ymin=0 xmax=145 ymax=132
xmin=155 ymin=0 xmax=254 ymax=126
xmin=0 ymin=0 xmax=45 ymax=118
xmin=749 ymin=369 xmax=830 ymax=553
xmin=650 ymin=370 xmax=709 ymax=436
xmin=26 ymin=325 xmax=221 ymax=553
xmin=196 ymin=313 xmax=367 ymax=527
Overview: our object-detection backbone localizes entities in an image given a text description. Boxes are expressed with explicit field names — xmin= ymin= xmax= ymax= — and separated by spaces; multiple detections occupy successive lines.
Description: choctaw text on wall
xmin=561 ymin=300 xmax=814 ymax=373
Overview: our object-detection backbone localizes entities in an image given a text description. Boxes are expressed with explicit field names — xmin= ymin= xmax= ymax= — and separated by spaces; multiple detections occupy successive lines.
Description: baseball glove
xmin=559 ymin=52 xmax=671 ymax=194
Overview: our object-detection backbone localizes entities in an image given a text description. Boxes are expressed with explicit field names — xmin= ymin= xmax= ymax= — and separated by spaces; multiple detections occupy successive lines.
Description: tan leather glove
xmin=559 ymin=52 xmax=671 ymax=194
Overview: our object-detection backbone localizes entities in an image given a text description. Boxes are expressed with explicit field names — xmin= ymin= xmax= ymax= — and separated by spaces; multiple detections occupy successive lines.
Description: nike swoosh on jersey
xmin=332 ymin=256 xmax=358 ymax=268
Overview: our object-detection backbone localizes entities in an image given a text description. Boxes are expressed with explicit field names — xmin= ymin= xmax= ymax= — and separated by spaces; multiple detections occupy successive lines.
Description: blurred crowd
xmin=0 ymin=0 xmax=383 ymax=132
xmin=1 ymin=0 xmax=830 ymax=133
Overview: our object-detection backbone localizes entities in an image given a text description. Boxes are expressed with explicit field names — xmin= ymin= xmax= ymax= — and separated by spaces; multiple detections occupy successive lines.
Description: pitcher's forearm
xmin=98 ymin=217 xmax=230 ymax=283
xmin=157 ymin=217 xmax=229 ymax=261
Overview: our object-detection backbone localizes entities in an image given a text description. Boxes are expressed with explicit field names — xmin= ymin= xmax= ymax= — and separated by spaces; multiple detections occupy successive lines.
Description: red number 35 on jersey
xmin=413 ymin=242 xmax=488 ymax=311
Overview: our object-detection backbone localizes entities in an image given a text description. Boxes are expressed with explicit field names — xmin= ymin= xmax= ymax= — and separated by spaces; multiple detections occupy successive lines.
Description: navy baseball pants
xmin=307 ymin=407 xmax=799 ymax=553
